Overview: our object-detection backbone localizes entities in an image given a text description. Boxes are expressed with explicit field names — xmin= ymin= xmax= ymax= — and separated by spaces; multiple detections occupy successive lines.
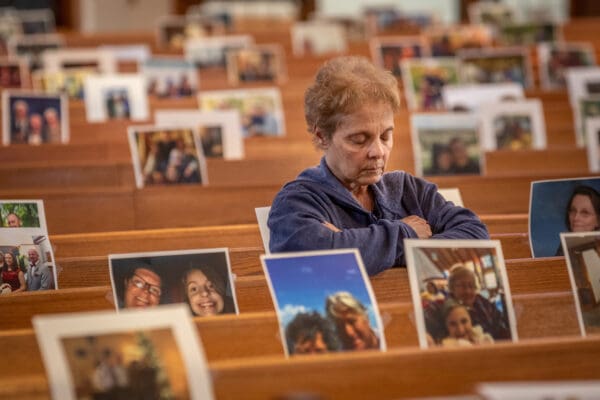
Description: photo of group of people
xmin=411 ymin=113 xmax=482 ymax=176
xmin=529 ymin=177 xmax=600 ymax=258
xmin=0 ymin=200 xmax=56 ymax=294
xmin=405 ymin=239 xmax=516 ymax=348
xmin=142 ymin=58 xmax=196 ymax=98
xmin=457 ymin=48 xmax=532 ymax=89
xmin=128 ymin=126 xmax=207 ymax=189
xmin=2 ymin=91 xmax=68 ymax=145
xmin=261 ymin=249 xmax=385 ymax=356
xmin=199 ymin=88 xmax=284 ymax=137
xmin=34 ymin=306 xmax=213 ymax=400
xmin=109 ymin=248 xmax=237 ymax=317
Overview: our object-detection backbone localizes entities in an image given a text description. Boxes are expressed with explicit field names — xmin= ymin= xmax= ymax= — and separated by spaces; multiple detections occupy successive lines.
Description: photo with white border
xmin=83 ymin=74 xmax=148 ymax=122
xmin=405 ymin=238 xmax=517 ymax=349
xmin=41 ymin=48 xmax=117 ymax=74
xmin=33 ymin=305 xmax=214 ymax=400
xmin=261 ymin=249 xmax=386 ymax=356
xmin=442 ymin=82 xmax=525 ymax=112
xmin=586 ymin=117 xmax=600 ymax=172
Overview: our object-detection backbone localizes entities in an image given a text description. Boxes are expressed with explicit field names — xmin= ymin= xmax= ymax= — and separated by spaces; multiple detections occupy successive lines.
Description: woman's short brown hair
xmin=304 ymin=56 xmax=401 ymax=145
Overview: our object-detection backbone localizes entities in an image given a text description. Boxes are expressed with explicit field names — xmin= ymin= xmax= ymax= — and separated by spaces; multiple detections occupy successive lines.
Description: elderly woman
xmin=325 ymin=291 xmax=379 ymax=351
xmin=268 ymin=56 xmax=489 ymax=274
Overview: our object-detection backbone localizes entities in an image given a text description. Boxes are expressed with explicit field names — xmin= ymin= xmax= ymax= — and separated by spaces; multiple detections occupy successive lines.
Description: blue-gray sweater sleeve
xmin=268 ymin=189 xmax=420 ymax=275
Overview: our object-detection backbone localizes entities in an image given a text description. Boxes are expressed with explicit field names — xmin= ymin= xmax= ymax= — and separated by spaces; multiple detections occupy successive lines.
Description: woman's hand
xmin=401 ymin=215 xmax=432 ymax=239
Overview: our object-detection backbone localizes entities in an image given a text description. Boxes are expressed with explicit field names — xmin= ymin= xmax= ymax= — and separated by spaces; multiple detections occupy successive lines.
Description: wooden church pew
xmin=0 ymin=256 xmax=571 ymax=330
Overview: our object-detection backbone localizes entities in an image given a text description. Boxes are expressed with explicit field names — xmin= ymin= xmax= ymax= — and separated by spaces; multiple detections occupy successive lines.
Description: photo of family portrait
xmin=261 ymin=249 xmax=385 ymax=356
xmin=34 ymin=306 xmax=213 ymax=400
xmin=128 ymin=126 xmax=207 ymax=189
xmin=405 ymin=239 xmax=517 ymax=349
xmin=561 ymin=231 xmax=600 ymax=336
xmin=109 ymin=248 xmax=237 ymax=317
xmin=530 ymin=177 xmax=600 ymax=258
xmin=2 ymin=90 xmax=68 ymax=145
xmin=198 ymin=88 xmax=285 ymax=137
xmin=411 ymin=113 xmax=482 ymax=176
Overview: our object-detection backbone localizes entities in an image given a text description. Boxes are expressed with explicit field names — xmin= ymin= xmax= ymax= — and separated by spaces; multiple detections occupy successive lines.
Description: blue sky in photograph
xmin=263 ymin=252 xmax=378 ymax=328
xmin=530 ymin=178 xmax=600 ymax=257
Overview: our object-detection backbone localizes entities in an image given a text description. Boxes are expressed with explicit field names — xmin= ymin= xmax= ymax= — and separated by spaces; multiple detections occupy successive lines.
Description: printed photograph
xmin=83 ymin=74 xmax=148 ymax=122
xmin=127 ymin=125 xmax=207 ymax=188
xmin=156 ymin=14 xmax=226 ymax=49
xmin=575 ymin=95 xmax=600 ymax=147
xmin=290 ymin=21 xmax=347 ymax=57
xmin=585 ymin=117 xmax=600 ymax=172
xmin=369 ymin=36 xmax=429 ymax=77
xmin=155 ymin=109 xmax=244 ymax=160
xmin=401 ymin=57 xmax=460 ymax=111
xmin=109 ymin=248 xmax=236 ymax=316
xmin=424 ymin=25 xmax=493 ymax=57
xmin=411 ymin=113 xmax=482 ymax=176
xmin=565 ymin=66 xmax=600 ymax=109
xmin=31 ymin=68 xmax=94 ymax=99
xmin=184 ymin=35 xmax=253 ymax=69
xmin=310 ymin=14 xmax=366 ymax=42
xmin=198 ymin=87 xmax=285 ymax=137
xmin=33 ymin=306 xmax=214 ymax=400
xmin=41 ymin=48 xmax=116 ymax=74
xmin=141 ymin=57 xmax=197 ymax=98
xmin=226 ymin=45 xmax=286 ymax=85
xmin=478 ymin=99 xmax=547 ymax=151
xmin=0 ymin=13 xmax=23 ymax=55
xmin=498 ymin=22 xmax=561 ymax=46
xmin=529 ymin=177 xmax=600 ymax=258
xmin=0 ymin=200 xmax=44 ymax=229
xmin=363 ymin=6 xmax=433 ymax=36
xmin=478 ymin=381 xmax=600 ymax=400
xmin=7 ymin=33 xmax=64 ymax=70
xmin=457 ymin=47 xmax=533 ymax=89
xmin=538 ymin=42 xmax=596 ymax=90
xmin=0 ymin=230 xmax=57 ymax=293
xmin=405 ymin=239 xmax=517 ymax=348
xmin=261 ymin=249 xmax=386 ymax=356
xmin=441 ymin=82 xmax=524 ymax=112
xmin=2 ymin=90 xmax=68 ymax=145
xmin=467 ymin=1 xmax=515 ymax=27
xmin=0 ymin=57 xmax=29 ymax=88
xmin=561 ymin=231 xmax=600 ymax=336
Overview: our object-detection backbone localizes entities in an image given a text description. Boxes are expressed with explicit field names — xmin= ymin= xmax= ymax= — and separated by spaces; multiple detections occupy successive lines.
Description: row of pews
xmin=2 ymin=14 xmax=600 ymax=399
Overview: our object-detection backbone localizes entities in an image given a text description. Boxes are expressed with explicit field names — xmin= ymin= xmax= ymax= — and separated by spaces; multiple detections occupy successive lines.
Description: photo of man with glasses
xmin=123 ymin=266 xmax=162 ymax=309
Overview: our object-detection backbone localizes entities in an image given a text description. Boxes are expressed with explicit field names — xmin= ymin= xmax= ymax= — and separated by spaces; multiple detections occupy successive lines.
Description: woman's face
xmin=321 ymin=102 xmax=394 ymax=191
xmin=186 ymin=269 xmax=225 ymax=317
xmin=446 ymin=306 xmax=473 ymax=340
xmin=569 ymin=194 xmax=599 ymax=232
xmin=4 ymin=253 xmax=15 ymax=267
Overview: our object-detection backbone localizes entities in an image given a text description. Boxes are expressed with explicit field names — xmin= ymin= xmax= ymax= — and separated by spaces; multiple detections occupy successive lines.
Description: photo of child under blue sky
xmin=261 ymin=249 xmax=385 ymax=356
xmin=530 ymin=177 xmax=600 ymax=257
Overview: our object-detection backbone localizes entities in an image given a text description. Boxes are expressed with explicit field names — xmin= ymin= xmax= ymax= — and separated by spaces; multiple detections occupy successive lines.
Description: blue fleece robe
xmin=268 ymin=158 xmax=489 ymax=275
